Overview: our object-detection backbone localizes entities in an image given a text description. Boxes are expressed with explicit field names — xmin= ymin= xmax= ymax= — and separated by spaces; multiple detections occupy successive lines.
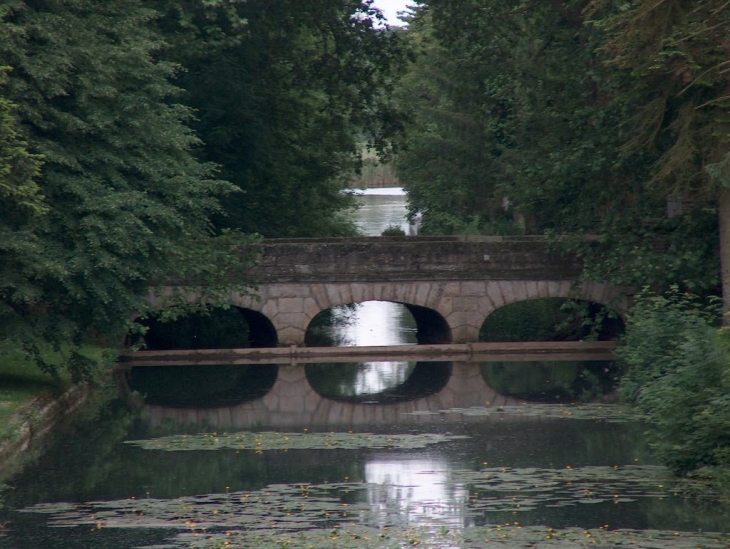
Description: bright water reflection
xmin=305 ymin=188 xmax=420 ymax=398
xmin=338 ymin=301 xmax=417 ymax=347
xmin=354 ymin=361 xmax=414 ymax=395
xmin=305 ymin=298 xmax=419 ymax=396
xmin=352 ymin=187 xmax=410 ymax=236
xmin=366 ymin=458 xmax=469 ymax=534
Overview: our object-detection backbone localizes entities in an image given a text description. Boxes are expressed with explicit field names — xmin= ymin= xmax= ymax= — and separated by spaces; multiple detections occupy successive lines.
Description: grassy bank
xmin=0 ymin=345 xmax=112 ymax=445
xmin=0 ymin=348 xmax=71 ymax=440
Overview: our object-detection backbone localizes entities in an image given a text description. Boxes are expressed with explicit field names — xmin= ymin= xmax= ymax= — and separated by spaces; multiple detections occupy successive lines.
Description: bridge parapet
xmin=243 ymin=236 xmax=583 ymax=283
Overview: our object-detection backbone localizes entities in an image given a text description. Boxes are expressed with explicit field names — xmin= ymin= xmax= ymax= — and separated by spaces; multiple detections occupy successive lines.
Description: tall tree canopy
xmin=585 ymin=0 xmax=730 ymax=306
xmin=0 ymin=67 xmax=44 ymax=220
xmin=0 ymin=0 xmax=244 ymax=379
xmin=155 ymin=0 xmax=408 ymax=237
xmin=396 ymin=0 xmax=728 ymax=294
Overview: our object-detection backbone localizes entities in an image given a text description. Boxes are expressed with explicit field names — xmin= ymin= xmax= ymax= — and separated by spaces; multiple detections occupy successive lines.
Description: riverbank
xmin=0 ymin=383 xmax=91 ymax=482
xmin=0 ymin=346 xmax=109 ymax=482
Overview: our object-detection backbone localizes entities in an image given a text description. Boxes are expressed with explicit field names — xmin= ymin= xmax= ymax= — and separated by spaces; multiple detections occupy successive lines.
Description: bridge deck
xmin=119 ymin=341 xmax=616 ymax=368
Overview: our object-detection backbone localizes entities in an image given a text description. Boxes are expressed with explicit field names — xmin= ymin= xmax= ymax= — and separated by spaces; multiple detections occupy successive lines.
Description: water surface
xmin=1 ymin=375 xmax=728 ymax=549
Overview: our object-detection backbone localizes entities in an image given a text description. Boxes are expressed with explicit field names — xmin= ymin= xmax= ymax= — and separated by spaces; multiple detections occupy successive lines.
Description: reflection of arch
xmin=143 ymin=363 xmax=522 ymax=429
xmin=305 ymin=362 xmax=452 ymax=404
xmin=126 ymin=364 xmax=278 ymax=408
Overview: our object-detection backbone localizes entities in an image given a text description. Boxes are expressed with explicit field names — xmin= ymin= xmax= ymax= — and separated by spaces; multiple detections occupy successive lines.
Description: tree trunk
xmin=719 ymin=189 xmax=730 ymax=324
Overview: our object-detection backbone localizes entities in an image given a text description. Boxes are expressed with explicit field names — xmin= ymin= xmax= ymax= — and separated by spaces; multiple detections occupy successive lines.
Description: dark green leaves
xmin=0 ymin=1 xmax=248 ymax=379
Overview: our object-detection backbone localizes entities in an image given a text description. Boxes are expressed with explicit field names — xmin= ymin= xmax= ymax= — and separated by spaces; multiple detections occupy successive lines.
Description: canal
xmin=0 ymin=188 xmax=728 ymax=548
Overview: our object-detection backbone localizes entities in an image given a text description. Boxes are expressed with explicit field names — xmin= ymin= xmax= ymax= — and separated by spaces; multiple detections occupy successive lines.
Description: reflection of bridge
xmin=154 ymin=236 xmax=627 ymax=345
xmin=143 ymin=363 xmax=524 ymax=429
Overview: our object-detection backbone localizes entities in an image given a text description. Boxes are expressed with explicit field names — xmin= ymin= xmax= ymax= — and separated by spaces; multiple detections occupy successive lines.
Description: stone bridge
xmin=159 ymin=236 xmax=626 ymax=346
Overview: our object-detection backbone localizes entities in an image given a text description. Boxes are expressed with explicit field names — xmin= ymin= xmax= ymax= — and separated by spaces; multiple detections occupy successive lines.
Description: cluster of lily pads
xmin=14 ymin=408 xmax=729 ymax=549
xmin=162 ymin=524 xmax=730 ymax=549
xmin=124 ymin=431 xmax=471 ymax=452
xmin=405 ymin=403 xmax=643 ymax=423
xmin=20 ymin=463 xmax=729 ymax=549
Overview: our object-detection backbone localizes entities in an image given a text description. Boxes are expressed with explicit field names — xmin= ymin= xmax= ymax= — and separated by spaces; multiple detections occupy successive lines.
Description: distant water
xmin=350 ymin=186 xmax=410 ymax=236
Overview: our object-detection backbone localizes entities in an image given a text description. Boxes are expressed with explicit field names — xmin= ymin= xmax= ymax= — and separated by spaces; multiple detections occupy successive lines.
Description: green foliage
xmin=586 ymin=0 xmax=730 ymax=198
xmin=480 ymin=298 xmax=622 ymax=342
xmin=617 ymin=288 xmax=730 ymax=479
xmin=0 ymin=0 xmax=252 ymax=380
xmin=380 ymin=224 xmax=406 ymax=236
xmin=0 ymin=65 xmax=44 ymax=220
xmin=394 ymin=0 xmax=727 ymax=292
xmin=154 ymin=0 xmax=408 ymax=238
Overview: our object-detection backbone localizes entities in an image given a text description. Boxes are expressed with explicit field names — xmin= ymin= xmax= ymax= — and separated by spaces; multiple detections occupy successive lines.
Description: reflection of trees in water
xmin=305 ymin=304 xmax=360 ymax=347
xmin=306 ymin=362 xmax=451 ymax=403
xmin=127 ymin=364 xmax=278 ymax=408
xmin=306 ymin=302 xmax=420 ymax=347
xmin=480 ymin=361 xmax=620 ymax=402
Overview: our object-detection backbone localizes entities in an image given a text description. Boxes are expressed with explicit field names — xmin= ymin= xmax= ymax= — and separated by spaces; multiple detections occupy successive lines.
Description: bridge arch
xmin=228 ymin=280 xmax=626 ymax=346
xmin=230 ymin=282 xmax=456 ymax=346
xmin=144 ymin=236 xmax=630 ymax=346
xmin=452 ymin=280 xmax=627 ymax=342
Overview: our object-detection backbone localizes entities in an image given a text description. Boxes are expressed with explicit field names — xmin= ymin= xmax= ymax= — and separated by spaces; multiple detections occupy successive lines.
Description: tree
xmin=394 ymin=5 xmax=512 ymax=235
xmin=0 ymin=67 xmax=44 ymax=220
xmin=0 ymin=0 xmax=246 ymax=380
xmin=154 ymin=0 xmax=408 ymax=237
xmin=585 ymin=0 xmax=730 ymax=310
xmin=395 ymin=0 xmax=723 ymax=293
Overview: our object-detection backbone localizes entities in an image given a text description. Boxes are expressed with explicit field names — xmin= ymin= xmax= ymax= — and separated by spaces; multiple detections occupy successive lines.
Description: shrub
xmin=617 ymin=288 xmax=730 ymax=477
xmin=381 ymin=224 xmax=406 ymax=236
